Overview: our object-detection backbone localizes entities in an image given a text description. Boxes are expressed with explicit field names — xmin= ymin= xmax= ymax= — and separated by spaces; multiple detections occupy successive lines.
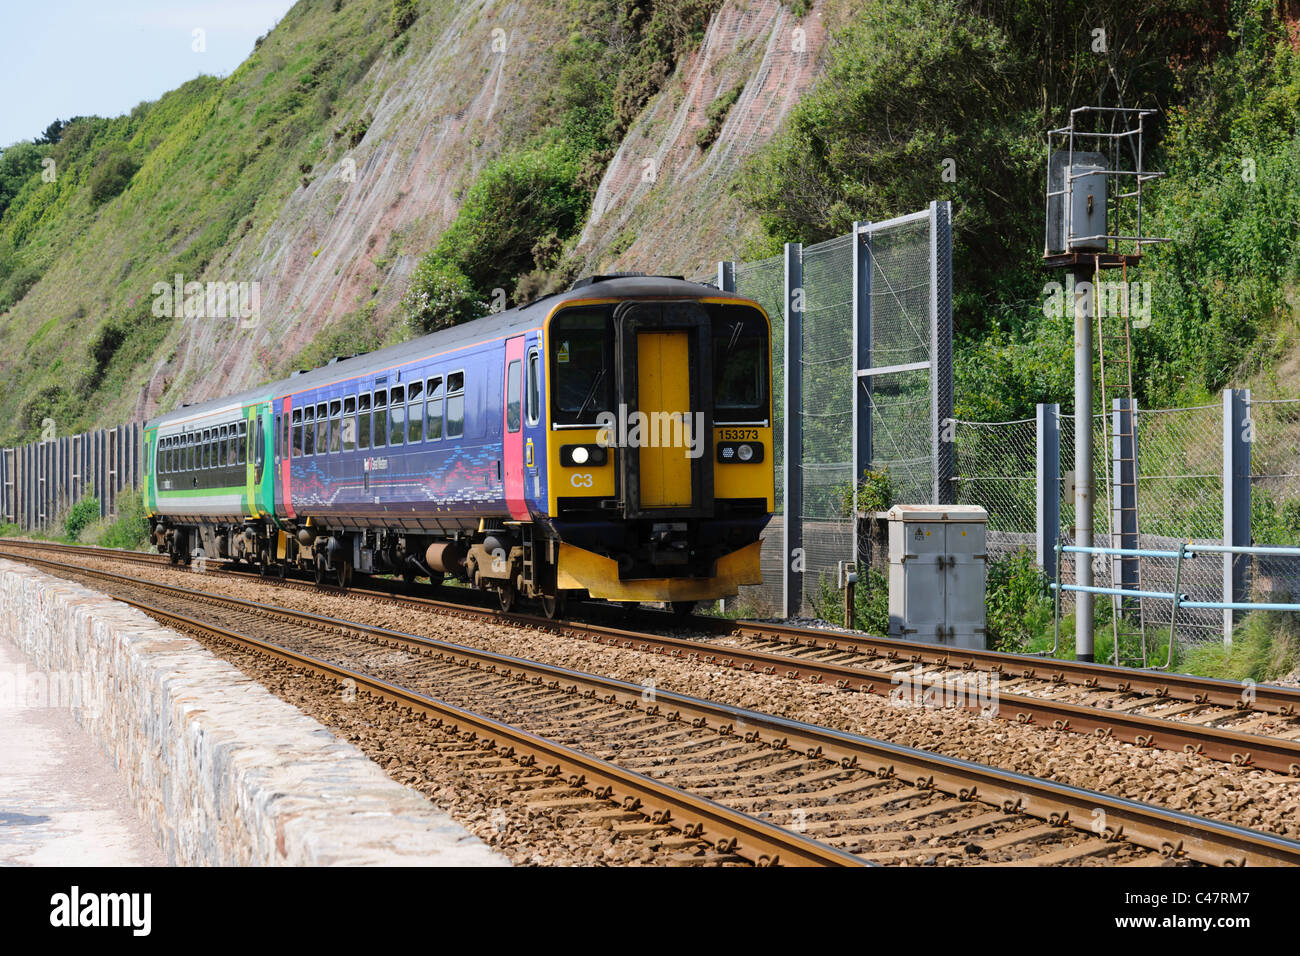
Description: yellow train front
xmin=535 ymin=274 xmax=774 ymax=613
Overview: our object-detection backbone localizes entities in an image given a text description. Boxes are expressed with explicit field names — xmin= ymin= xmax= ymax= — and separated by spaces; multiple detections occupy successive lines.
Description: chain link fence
xmin=1247 ymin=397 xmax=1300 ymax=606
xmin=951 ymin=418 xmax=1036 ymax=561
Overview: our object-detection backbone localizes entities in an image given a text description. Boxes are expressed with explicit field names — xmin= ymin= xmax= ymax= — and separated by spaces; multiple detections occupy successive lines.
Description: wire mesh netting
xmin=734 ymin=253 xmax=787 ymax=611
xmin=1247 ymin=397 xmax=1300 ymax=605
xmin=865 ymin=218 xmax=935 ymax=505
xmin=721 ymin=212 xmax=945 ymax=615
xmin=799 ymin=235 xmax=855 ymax=592
xmin=951 ymin=418 xmax=1036 ymax=560
xmin=1054 ymin=405 xmax=1224 ymax=645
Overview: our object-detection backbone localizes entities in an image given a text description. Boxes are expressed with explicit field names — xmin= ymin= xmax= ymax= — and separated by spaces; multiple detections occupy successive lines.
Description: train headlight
xmin=560 ymin=444 xmax=608 ymax=466
xmin=716 ymin=442 xmax=764 ymax=463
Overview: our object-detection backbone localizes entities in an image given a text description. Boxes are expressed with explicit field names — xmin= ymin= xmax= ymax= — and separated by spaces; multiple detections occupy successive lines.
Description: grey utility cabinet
xmin=887 ymin=504 xmax=988 ymax=649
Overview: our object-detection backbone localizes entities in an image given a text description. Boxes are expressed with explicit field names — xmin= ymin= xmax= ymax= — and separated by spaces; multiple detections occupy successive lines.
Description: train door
xmin=503 ymin=335 xmax=528 ymax=519
xmin=614 ymin=302 xmax=714 ymax=517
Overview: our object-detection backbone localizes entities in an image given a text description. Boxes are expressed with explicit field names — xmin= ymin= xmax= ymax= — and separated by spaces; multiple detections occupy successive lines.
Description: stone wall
xmin=0 ymin=559 xmax=505 ymax=866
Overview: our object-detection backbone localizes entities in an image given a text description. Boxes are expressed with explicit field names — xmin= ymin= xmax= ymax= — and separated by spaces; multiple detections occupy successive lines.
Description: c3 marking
xmin=570 ymin=473 xmax=594 ymax=488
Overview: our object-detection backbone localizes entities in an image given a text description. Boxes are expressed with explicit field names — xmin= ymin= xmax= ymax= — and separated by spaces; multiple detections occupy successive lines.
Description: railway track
xmin=7 ymin=537 xmax=1300 ymax=776
xmin=11 ymin=550 xmax=1300 ymax=867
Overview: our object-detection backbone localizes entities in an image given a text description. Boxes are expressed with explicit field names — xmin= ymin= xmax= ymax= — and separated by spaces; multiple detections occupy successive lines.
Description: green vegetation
xmin=63 ymin=494 xmax=100 ymax=541
xmin=87 ymin=491 xmax=151 ymax=551
xmin=738 ymin=0 xmax=1300 ymax=421
xmin=1180 ymin=608 xmax=1300 ymax=683
xmin=402 ymin=0 xmax=726 ymax=326
xmin=984 ymin=548 xmax=1053 ymax=654
xmin=0 ymin=0 xmax=404 ymax=444
xmin=695 ymin=84 xmax=743 ymax=149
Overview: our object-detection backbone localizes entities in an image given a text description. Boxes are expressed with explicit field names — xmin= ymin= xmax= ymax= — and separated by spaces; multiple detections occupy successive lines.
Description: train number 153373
xmin=719 ymin=428 xmax=759 ymax=441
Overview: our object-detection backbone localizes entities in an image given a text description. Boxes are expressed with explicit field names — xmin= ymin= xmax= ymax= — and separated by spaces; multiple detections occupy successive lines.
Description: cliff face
xmin=576 ymin=0 xmax=828 ymax=276
xmin=0 ymin=0 xmax=832 ymax=439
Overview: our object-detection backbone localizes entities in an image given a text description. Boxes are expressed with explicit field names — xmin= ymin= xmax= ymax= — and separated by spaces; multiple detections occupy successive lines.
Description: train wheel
xmin=258 ymin=549 xmax=271 ymax=577
xmin=670 ymin=600 xmax=696 ymax=619
xmin=169 ymin=547 xmax=180 ymax=567
xmin=497 ymin=581 xmax=516 ymax=613
xmin=540 ymin=593 xmax=566 ymax=620
xmin=314 ymin=553 xmax=327 ymax=588
xmin=337 ymin=560 xmax=352 ymax=590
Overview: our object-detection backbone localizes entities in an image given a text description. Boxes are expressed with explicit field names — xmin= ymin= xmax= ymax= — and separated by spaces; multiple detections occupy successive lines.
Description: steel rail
xmin=38 ymin=566 xmax=862 ymax=868
xmin=7 ymin=540 xmax=1300 ymax=774
xmin=16 ymin=553 xmax=1300 ymax=867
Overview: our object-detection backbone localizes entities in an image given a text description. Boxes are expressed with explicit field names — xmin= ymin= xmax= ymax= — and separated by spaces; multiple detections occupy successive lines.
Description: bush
xmin=390 ymin=0 xmax=417 ymax=37
xmin=88 ymin=147 xmax=139 ymax=206
xmin=985 ymin=547 xmax=1053 ymax=653
xmin=402 ymin=258 xmax=484 ymax=334
xmin=64 ymin=495 xmax=100 ymax=541
xmin=93 ymin=491 xmax=151 ymax=550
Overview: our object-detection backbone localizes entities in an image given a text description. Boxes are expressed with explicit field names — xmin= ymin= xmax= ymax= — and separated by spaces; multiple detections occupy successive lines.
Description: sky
xmin=0 ymin=0 xmax=298 ymax=147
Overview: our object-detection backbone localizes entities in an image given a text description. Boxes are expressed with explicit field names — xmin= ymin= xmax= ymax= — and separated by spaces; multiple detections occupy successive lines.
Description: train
xmin=142 ymin=274 xmax=774 ymax=618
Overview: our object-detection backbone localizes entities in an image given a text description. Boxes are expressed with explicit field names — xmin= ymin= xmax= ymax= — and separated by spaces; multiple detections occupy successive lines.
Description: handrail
xmin=1047 ymin=539 xmax=1300 ymax=669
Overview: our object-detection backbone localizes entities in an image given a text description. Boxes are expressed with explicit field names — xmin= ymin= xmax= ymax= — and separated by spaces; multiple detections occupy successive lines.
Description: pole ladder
xmin=1094 ymin=257 xmax=1148 ymax=665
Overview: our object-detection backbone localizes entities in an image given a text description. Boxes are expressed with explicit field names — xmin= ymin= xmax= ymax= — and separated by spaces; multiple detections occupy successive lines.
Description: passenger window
xmin=291 ymin=408 xmax=303 ymax=458
xmin=329 ymin=400 xmax=342 ymax=453
xmin=238 ymin=422 xmax=247 ymax=465
xmin=526 ymin=350 xmax=541 ymax=426
xmin=506 ymin=360 xmax=522 ymax=433
xmin=202 ymin=430 xmax=211 ymax=469
xmin=426 ymin=377 xmax=443 ymax=441
xmin=446 ymin=372 xmax=465 ymax=439
xmin=358 ymin=394 xmax=371 ymax=449
xmin=389 ymin=386 xmax=405 ymax=445
xmin=303 ymin=407 xmax=315 ymax=456
xmin=342 ymin=397 xmax=356 ymax=452
xmin=373 ymin=390 xmax=387 ymax=448
xmin=407 ymin=381 xmax=423 ymax=443
xmin=315 ymin=402 xmax=328 ymax=455
xmin=219 ymin=426 xmax=229 ymax=467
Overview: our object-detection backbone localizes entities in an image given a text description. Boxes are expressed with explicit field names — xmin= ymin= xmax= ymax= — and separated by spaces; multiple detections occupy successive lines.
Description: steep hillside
xmin=0 ymin=0 xmax=825 ymax=443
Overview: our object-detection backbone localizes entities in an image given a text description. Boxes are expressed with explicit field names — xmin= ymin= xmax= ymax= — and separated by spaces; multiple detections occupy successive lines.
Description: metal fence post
xmin=783 ymin=242 xmax=804 ymax=618
xmin=1112 ymin=398 xmax=1138 ymax=593
xmin=717 ymin=260 xmax=736 ymax=293
xmin=930 ymin=201 xmax=955 ymax=504
xmin=1223 ymin=388 xmax=1251 ymax=646
xmin=1036 ymin=403 xmax=1061 ymax=577
xmin=851 ymin=221 xmax=872 ymax=569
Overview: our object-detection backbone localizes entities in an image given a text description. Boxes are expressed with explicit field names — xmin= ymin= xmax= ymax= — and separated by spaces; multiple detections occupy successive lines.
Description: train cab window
xmin=446 ymin=372 xmax=464 ymax=439
xmin=291 ymin=409 xmax=303 ymax=458
xmin=329 ymin=400 xmax=343 ymax=453
xmin=372 ymin=390 xmax=387 ymax=448
xmin=550 ymin=308 xmax=612 ymax=425
xmin=303 ymin=407 xmax=315 ymax=456
xmin=358 ymin=394 xmax=371 ymax=449
xmin=506 ymin=360 xmax=522 ymax=433
xmin=712 ymin=310 xmax=769 ymax=420
xmin=526 ymin=350 xmax=541 ymax=426
xmin=425 ymin=377 xmax=443 ymax=441
xmin=407 ymin=381 xmax=423 ymax=443
xmin=341 ymin=397 xmax=357 ymax=452
xmin=389 ymin=386 xmax=405 ymax=445
xmin=315 ymin=402 xmax=329 ymax=455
